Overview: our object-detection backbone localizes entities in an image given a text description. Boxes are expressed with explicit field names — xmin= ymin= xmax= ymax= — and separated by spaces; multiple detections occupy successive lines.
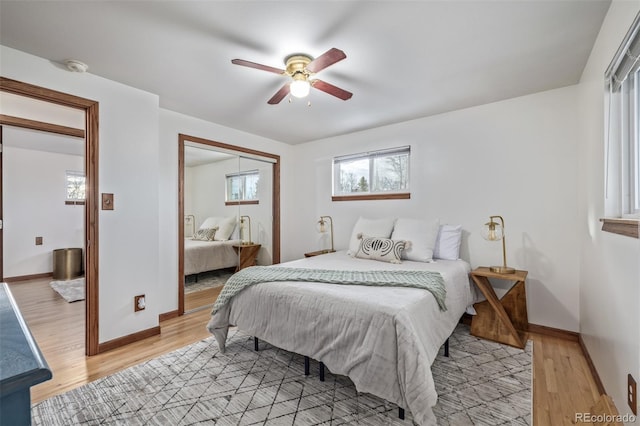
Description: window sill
xmin=225 ymin=200 xmax=259 ymax=206
xmin=600 ymin=218 xmax=639 ymax=238
xmin=332 ymin=193 xmax=410 ymax=202
xmin=65 ymin=200 xmax=86 ymax=206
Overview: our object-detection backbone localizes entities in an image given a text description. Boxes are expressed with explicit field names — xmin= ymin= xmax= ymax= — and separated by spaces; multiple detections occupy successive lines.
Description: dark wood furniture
xmin=0 ymin=283 xmax=52 ymax=425
xmin=233 ymin=243 xmax=261 ymax=271
xmin=469 ymin=267 xmax=529 ymax=349
xmin=304 ymin=249 xmax=336 ymax=258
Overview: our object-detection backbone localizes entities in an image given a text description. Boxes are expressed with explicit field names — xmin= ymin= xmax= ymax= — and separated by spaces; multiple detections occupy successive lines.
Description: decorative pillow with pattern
xmin=192 ymin=227 xmax=218 ymax=241
xmin=354 ymin=233 xmax=407 ymax=264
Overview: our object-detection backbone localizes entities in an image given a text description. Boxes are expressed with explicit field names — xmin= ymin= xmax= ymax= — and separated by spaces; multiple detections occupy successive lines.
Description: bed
xmin=184 ymin=238 xmax=240 ymax=276
xmin=207 ymin=249 xmax=474 ymax=425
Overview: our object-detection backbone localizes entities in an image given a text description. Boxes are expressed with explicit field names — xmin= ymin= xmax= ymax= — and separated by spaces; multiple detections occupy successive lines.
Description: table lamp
xmin=318 ymin=216 xmax=335 ymax=253
xmin=240 ymin=215 xmax=252 ymax=244
xmin=481 ymin=215 xmax=515 ymax=274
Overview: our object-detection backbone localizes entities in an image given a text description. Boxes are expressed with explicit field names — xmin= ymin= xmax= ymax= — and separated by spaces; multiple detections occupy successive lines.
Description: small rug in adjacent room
xmin=184 ymin=267 xmax=234 ymax=294
xmin=49 ymin=277 xmax=85 ymax=302
xmin=31 ymin=324 xmax=532 ymax=425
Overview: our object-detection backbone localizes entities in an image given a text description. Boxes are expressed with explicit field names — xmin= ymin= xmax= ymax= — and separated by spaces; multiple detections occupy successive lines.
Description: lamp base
xmin=489 ymin=265 xmax=516 ymax=274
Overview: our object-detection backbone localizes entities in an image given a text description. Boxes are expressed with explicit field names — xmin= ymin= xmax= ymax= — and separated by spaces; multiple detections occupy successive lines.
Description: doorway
xmin=0 ymin=77 xmax=100 ymax=356
xmin=178 ymin=134 xmax=280 ymax=314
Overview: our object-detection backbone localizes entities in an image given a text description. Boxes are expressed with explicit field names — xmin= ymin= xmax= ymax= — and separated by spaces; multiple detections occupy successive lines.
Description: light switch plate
xmin=102 ymin=193 xmax=114 ymax=210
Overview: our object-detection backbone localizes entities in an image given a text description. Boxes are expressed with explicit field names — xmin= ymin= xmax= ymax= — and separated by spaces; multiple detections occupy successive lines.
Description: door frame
xmin=0 ymin=77 xmax=101 ymax=356
xmin=178 ymin=133 xmax=281 ymax=315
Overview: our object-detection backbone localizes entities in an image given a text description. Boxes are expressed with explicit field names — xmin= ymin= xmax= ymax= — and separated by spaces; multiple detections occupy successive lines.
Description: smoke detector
xmin=64 ymin=59 xmax=88 ymax=73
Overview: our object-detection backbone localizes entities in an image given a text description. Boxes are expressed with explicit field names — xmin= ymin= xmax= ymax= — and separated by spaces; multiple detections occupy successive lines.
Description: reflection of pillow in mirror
xmin=354 ymin=234 xmax=406 ymax=264
xmin=347 ymin=217 xmax=396 ymax=256
xmin=192 ymin=227 xmax=218 ymax=241
xmin=199 ymin=217 xmax=220 ymax=230
xmin=215 ymin=216 xmax=237 ymax=241
xmin=391 ymin=218 xmax=439 ymax=262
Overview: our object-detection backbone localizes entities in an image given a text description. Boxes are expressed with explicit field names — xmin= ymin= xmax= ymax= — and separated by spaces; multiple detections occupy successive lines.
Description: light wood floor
xmin=184 ymin=286 xmax=219 ymax=312
xmin=8 ymin=278 xmax=602 ymax=425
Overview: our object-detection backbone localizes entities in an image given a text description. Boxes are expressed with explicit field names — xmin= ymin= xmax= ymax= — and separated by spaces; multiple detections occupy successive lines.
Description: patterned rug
xmin=49 ymin=277 xmax=85 ymax=302
xmin=31 ymin=324 xmax=531 ymax=425
xmin=184 ymin=268 xmax=235 ymax=294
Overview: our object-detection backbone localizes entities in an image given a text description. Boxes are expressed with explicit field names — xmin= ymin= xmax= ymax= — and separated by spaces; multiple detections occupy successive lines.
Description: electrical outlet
xmin=35 ymin=236 xmax=43 ymax=245
xmin=134 ymin=295 xmax=145 ymax=312
xmin=629 ymin=374 xmax=637 ymax=415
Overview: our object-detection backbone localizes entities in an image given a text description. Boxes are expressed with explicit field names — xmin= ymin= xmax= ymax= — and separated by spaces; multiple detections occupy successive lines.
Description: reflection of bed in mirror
xmin=183 ymin=238 xmax=241 ymax=277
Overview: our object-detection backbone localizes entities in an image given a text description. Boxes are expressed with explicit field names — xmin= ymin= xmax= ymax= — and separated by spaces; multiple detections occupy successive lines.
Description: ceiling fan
xmin=231 ymin=48 xmax=353 ymax=105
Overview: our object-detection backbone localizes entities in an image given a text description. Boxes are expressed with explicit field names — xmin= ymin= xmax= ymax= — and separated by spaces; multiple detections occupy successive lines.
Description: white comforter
xmin=207 ymin=251 xmax=473 ymax=425
xmin=184 ymin=239 xmax=240 ymax=276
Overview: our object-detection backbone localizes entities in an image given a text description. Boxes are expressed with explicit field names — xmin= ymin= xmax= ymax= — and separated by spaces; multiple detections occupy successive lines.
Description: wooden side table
xmin=470 ymin=267 xmax=529 ymax=349
xmin=233 ymin=243 xmax=261 ymax=271
xmin=304 ymin=249 xmax=336 ymax=258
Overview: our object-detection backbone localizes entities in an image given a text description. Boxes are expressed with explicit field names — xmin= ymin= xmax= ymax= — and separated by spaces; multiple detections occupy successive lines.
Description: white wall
xmin=3 ymin=146 xmax=84 ymax=277
xmin=187 ymin=158 xmax=273 ymax=265
xmin=1 ymin=45 xmax=161 ymax=343
xmin=158 ymin=109 xmax=293 ymax=316
xmin=291 ymin=85 xmax=582 ymax=332
xmin=577 ymin=0 xmax=640 ymax=419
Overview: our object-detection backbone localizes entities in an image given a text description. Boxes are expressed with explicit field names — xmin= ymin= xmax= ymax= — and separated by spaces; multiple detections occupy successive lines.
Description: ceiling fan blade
xmin=231 ymin=59 xmax=285 ymax=75
xmin=306 ymin=48 xmax=347 ymax=73
xmin=311 ymin=80 xmax=353 ymax=101
xmin=267 ymin=83 xmax=291 ymax=104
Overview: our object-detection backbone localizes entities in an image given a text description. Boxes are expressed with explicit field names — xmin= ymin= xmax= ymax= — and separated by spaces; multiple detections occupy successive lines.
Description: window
xmin=226 ymin=170 xmax=259 ymax=204
xmin=332 ymin=146 xmax=410 ymax=201
xmin=65 ymin=170 xmax=85 ymax=205
xmin=602 ymin=12 xmax=640 ymax=237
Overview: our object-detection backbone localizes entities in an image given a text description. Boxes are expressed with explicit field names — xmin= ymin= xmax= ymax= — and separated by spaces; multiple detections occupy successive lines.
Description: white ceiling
xmin=0 ymin=1 xmax=610 ymax=145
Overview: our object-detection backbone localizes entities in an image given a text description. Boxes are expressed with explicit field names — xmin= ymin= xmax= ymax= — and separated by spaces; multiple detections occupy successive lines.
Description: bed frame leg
xmin=304 ymin=356 xmax=310 ymax=376
xmin=319 ymin=362 xmax=325 ymax=382
xmin=254 ymin=337 xmax=259 ymax=352
xmin=398 ymin=407 xmax=405 ymax=420
xmin=444 ymin=338 xmax=449 ymax=357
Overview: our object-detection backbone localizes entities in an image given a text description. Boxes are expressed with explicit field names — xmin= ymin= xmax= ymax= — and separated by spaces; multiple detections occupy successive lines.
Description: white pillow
xmin=199 ymin=217 xmax=219 ymax=230
xmin=214 ymin=216 xmax=237 ymax=241
xmin=433 ymin=224 xmax=463 ymax=260
xmin=390 ymin=218 xmax=439 ymax=262
xmin=347 ymin=217 xmax=396 ymax=256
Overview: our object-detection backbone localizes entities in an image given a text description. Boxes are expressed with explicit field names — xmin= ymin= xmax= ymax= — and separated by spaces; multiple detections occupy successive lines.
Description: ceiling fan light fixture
xmin=290 ymin=74 xmax=310 ymax=98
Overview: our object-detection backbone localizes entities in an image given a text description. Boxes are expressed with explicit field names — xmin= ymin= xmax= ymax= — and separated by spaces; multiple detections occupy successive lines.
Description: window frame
xmin=331 ymin=146 xmax=411 ymax=202
xmin=225 ymin=169 xmax=260 ymax=205
xmin=602 ymin=12 xmax=640 ymax=237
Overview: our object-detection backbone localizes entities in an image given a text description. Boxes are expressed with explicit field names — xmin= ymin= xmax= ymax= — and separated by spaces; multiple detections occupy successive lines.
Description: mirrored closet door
xmin=178 ymin=135 xmax=280 ymax=314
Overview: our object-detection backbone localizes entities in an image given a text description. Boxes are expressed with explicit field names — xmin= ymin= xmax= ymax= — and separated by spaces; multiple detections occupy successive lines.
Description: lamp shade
xmin=481 ymin=220 xmax=504 ymax=241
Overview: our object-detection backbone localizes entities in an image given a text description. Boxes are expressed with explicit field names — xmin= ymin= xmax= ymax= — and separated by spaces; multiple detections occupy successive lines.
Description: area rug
xmin=185 ymin=268 xmax=235 ymax=294
xmin=31 ymin=324 xmax=531 ymax=425
xmin=49 ymin=277 xmax=85 ymax=302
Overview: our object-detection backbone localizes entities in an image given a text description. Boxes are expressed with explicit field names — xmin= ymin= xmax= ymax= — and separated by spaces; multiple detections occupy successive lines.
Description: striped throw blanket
xmin=211 ymin=266 xmax=447 ymax=314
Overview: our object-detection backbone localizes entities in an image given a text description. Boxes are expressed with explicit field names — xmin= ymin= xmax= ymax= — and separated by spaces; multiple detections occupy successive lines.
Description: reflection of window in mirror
xmin=65 ymin=170 xmax=86 ymax=205
xmin=225 ymin=170 xmax=259 ymax=204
